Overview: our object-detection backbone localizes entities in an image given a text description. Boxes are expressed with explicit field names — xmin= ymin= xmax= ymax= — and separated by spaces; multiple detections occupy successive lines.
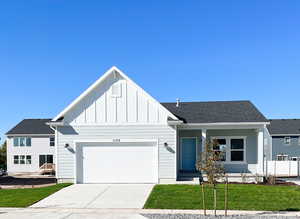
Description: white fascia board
xmin=180 ymin=122 xmax=270 ymax=126
xmin=271 ymin=134 xmax=300 ymax=136
xmin=52 ymin=66 xmax=116 ymax=121
xmin=178 ymin=122 xmax=269 ymax=130
xmin=6 ymin=134 xmax=54 ymax=137
xmin=52 ymin=66 xmax=178 ymax=121
xmin=46 ymin=121 xmax=65 ymax=126
xmin=167 ymin=120 xmax=184 ymax=125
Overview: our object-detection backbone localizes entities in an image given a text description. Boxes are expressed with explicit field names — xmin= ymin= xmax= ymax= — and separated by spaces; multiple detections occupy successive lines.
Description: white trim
xmin=179 ymin=124 xmax=267 ymax=130
xmin=180 ymin=122 xmax=269 ymax=126
xmin=180 ymin=137 xmax=197 ymax=170
xmin=52 ymin=66 xmax=178 ymax=122
xmin=210 ymin=136 xmax=247 ymax=164
xmin=56 ymin=123 xmax=170 ymax=126
xmin=6 ymin=134 xmax=54 ymax=137
xmin=271 ymin=134 xmax=300 ymax=137
xmin=73 ymin=138 xmax=159 ymax=184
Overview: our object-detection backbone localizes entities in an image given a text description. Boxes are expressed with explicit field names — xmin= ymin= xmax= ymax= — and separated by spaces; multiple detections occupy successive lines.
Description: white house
xmin=6 ymin=119 xmax=55 ymax=175
xmin=44 ymin=66 xmax=270 ymax=184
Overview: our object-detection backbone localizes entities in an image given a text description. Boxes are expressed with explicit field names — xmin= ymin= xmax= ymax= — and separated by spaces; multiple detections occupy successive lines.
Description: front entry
xmin=181 ymin=138 xmax=197 ymax=171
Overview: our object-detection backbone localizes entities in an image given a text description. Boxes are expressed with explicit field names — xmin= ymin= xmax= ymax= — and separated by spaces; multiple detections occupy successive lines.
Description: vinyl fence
xmin=265 ymin=160 xmax=299 ymax=177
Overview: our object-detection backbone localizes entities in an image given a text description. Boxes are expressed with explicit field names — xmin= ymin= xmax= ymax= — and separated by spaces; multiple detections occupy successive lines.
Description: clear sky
xmin=1 ymin=1 xmax=300 ymax=143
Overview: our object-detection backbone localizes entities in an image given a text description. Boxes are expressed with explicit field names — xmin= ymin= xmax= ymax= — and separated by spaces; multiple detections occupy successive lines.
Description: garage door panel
xmin=77 ymin=142 xmax=158 ymax=183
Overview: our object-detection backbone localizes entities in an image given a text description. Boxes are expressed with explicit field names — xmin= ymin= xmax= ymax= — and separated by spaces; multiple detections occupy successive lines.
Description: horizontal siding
xmin=57 ymin=125 xmax=176 ymax=180
xmin=6 ymin=136 xmax=55 ymax=173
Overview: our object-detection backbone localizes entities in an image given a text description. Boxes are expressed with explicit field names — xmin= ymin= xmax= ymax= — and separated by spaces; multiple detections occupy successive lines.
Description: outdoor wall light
xmin=65 ymin=143 xmax=70 ymax=148
xmin=164 ymin=142 xmax=168 ymax=147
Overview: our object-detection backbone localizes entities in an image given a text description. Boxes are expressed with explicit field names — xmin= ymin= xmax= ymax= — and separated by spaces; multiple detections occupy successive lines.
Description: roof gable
xmin=53 ymin=66 xmax=177 ymax=124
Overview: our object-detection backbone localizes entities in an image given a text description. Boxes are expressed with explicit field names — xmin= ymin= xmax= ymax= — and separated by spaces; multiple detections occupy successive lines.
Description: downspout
xmin=49 ymin=125 xmax=58 ymax=182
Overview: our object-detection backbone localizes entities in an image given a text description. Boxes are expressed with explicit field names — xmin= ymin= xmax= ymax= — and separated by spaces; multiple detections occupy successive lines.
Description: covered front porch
xmin=176 ymin=124 xmax=265 ymax=181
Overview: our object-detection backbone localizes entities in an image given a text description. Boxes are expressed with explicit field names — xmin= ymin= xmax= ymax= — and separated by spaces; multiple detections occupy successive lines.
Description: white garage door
xmin=76 ymin=141 xmax=158 ymax=183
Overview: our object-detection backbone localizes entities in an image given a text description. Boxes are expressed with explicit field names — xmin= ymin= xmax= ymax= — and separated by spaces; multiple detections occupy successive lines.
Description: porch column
xmin=257 ymin=127 xmax=264 ymax=175
xmin=201 ymin=128 xmax=207 ymax=155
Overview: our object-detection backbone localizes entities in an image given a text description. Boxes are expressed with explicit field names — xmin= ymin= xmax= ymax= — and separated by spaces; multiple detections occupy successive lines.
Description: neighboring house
xmin=43 ymin=66 xmax=269 ymax=184
xmin=6 ymin=119 xmax=55 ymax=174
xmin=267 ymin=119 xmax=300 ymax=161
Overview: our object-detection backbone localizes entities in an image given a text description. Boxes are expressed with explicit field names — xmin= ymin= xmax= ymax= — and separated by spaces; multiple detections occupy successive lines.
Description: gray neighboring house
xmin=267 ymin=119 xmax=300 ymax=161
xmin=6 ymin=119 xmax=55 ymax=174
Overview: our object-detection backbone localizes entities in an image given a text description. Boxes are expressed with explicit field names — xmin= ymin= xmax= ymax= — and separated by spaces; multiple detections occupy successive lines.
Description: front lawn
xmin=144 ymin=184 xmax=300 ymax=211
xmin=0 ymin=183 xmax=72 ymax=207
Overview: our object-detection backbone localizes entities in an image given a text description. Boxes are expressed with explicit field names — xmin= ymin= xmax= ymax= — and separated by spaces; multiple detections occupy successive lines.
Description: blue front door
xmin=181 ymin=138 xmax=196 ymax=171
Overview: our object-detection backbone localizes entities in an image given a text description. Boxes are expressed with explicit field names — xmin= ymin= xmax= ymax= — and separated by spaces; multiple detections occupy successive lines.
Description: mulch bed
xmin=0 ymin=176 xmax=57 ymax=189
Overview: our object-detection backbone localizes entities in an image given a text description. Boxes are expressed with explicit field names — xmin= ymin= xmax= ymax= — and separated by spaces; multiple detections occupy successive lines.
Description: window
xmin=14 ymin=155 xmax=19 ymax=164
xmin=13 ymin=137 xmax=31 ymax=147
xmin=39 ymin=155 xmax=53 ymax=167
xmin=298 ymin=137 xmax=300 ymax=145
xmin=213 ymin=138 xmax=226 ymax=161
xmin=284 ymin=137 xmax=291 ymax=145
xmin=20 ymin=155 xmax=25 ymax=164
xmin=291 ymin=157 xmax=299 ymax=161
xmin=277 ymin=154 xmax=288 ymax=161
xmin=13 ymin=138 xmax=19 ymax=147
xmin=230 ymin=139 xmax=245 ymax=162
xmin=50 ymin=136 xmax=55 ymax=147
xmin=111 ymin=83 xmax=121 ymax=97
xmin=211 ymin=137 xmax=246 ymax=163
xmin=13 ymin=155 xmax=31 ymax=165
xmin=26 ymin=155 xmax=31 ymax=164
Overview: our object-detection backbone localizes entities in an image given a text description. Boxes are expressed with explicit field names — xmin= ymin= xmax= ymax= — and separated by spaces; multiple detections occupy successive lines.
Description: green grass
xmin=144 ymin=184 xmax=300 ymax=211
xmin=0 ymin=183 xmax=72 ymax=207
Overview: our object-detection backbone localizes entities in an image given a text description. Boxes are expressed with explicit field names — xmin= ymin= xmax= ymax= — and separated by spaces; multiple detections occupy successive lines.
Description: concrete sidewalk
xmin=0 ymin=208 xmax=299 ymax=219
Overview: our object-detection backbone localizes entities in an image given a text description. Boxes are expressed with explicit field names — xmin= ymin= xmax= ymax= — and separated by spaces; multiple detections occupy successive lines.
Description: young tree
xmin=0 ymin=141 xmax=7 ymax=170
xmin=196 ymin=140 xmax=225 ymax=216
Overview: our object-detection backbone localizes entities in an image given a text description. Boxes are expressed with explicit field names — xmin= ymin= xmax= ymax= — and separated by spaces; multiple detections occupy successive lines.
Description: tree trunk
xmin=201 ymin=183 xmax=206 ymax=216
xmin=214 ymin=185 xmax=217 ymax=216
xmin=225 ymin=178 xmax=228 ymax=216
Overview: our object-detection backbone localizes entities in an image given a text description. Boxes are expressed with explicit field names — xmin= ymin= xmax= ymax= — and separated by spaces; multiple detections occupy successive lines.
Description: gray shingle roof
xmin=267 ymin=119 xmax=300 ymax=135
xmin=162 ymin=100 xmax=268 ymax=123
xmin=6 ymin=119 xmax=54 ymax=135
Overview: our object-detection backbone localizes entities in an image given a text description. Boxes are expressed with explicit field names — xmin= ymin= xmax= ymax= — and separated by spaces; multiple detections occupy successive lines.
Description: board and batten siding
xmin=63 ymin=72 xmax=171 ymax=125
xmin=56 ymin=125 xmax=177 ymax=182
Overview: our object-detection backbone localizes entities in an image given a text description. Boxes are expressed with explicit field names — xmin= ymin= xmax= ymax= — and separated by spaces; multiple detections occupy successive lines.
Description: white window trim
xmin=211 ymin=136 xmax=247 ymax=164
xmin=180 ymin=137 xmax=198 ymax=170
xmin=284 ymin=137 xmax=291 ymax=145
xmin=50 ymin=136 xmax=55 ymax=147
xmin=13 ymin=155 xmax=32 ymax=165
xmin=13 ymin=137 xmax=31 ymax=147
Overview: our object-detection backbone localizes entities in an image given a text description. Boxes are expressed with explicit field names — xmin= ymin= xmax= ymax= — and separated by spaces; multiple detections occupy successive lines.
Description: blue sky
xmin=1 ymin=1 xmax=300 ymax=143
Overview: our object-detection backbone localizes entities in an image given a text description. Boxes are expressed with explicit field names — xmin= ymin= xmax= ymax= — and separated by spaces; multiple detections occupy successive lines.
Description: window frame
xmin=26 ymin=155 xmax=32 ymax=164
xmin=211 ymin=136 xmax=247 ymax=164
xmin=298 ymin=137 xmax=300 ymax=146
xmin=49 ymin=136 xmax=55 ymax=147
xmin=284 ymin=137 xmax=291 ymax=145
xmin=13 ymin=137 xmax=31 ymax=147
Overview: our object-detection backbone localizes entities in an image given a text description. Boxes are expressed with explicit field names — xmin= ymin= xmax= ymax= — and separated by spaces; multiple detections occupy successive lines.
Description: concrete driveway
xmin=31 ymin=184 xmax=154 ymax=209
